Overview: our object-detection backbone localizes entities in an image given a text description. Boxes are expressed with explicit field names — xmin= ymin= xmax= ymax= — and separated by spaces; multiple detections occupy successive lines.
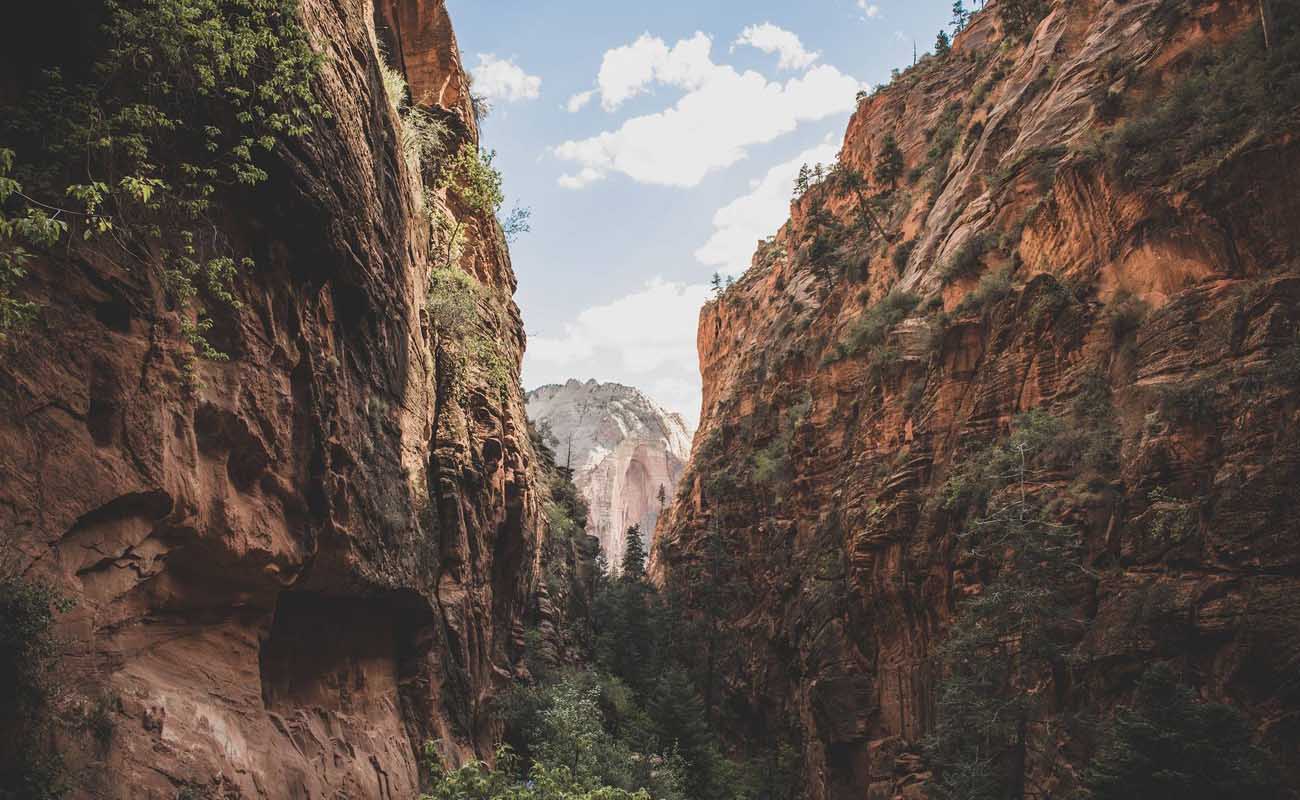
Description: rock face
xmin=657 ymin=1 xmax=1300 ymax=798
xmin=0 ymin=1 xmax=548 ymax=797
xmin=527 ymin=380 xmax=693 ymax=566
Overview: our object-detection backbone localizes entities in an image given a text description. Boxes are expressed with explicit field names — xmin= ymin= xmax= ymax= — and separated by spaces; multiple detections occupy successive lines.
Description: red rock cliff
xmin=0 ymin=0 xmax=548 ymax=797
xmin=657 ymin=0 xmax=1300 ymax=797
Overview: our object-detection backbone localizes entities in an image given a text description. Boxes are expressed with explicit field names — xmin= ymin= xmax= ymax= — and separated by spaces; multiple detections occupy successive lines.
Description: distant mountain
xmin=527 ymin=379 xmax=693 ymax=566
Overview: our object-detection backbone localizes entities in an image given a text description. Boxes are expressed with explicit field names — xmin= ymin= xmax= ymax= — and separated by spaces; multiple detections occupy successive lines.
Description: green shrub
xmin=1103 ymin=5 xmax=1300 ymax=192
xmin=446 ymin=144 xmax=505 ymax=216
xmin=941 ymin=233 xmax=991 ymax=284
xmin=0 ymin=572 xmax=74 ymax=798
xmin=426 ymin=267 xmax=480 ymax=342
xmin=955 ymin=267 xmax=1011 ymax=314
xmin=844 ymin=289 xmax=920 ymax=355
xmin=1157 ymin=379 xmax=1217 ymax=425
xmin=1144 ymin=487 xmax=1199 ymax=543
xmin=997 ymin=0 xmax=1050 ymax=39
xmin=892 ymin=239 xmax=916 ymax=273
xmin=3 ymin=0 xmax=326 ymax=358
xmin=0 ymin=150 xmax=62 ymax=343
xmin=1085 ymin=664 xmax=1284 ymax=800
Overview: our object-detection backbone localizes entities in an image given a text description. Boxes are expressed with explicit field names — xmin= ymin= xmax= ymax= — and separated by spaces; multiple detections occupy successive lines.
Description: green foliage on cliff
xmin=425 ymin=266 xmax=513 ymax=395
xmin=928 ymin=403 xmax=1120 ymax=799
xmin=1103 ymin=3 xmax=1300 ymax=193
xmin=2 ymin=0 xmax=325 ymax=357
xmin=0 ymin=571 xmax=74 ymax=799
xmin=997 ymin=0 xmax=1050 ymax=39
xmin=0 ymin=150 xmax=63 ymax=344
xmin=846 ymin=289 xmax=920 ymax=355
xmin=447 ymin=144 xmax=506 ymax=217
xmin=1084 ymin=664 xmax=1283 ymax=800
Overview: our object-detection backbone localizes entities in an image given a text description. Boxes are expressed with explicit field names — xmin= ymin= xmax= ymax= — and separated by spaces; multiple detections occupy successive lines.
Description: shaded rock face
xmin=0 ymin=0 xmax=544 ymax=796
xmin=527 ymin=380 xmax=693 ymax=566
xmin=658 ymin=1 xmax=1300 ymax=798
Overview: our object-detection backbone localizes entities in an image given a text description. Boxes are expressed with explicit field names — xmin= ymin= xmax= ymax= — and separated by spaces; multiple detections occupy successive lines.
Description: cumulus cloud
xmin=595 ymin=32 xmax=714 ymax=111
xmin=695 ymin=138 xmax=841 ymax=276
xmin=524 ymin=278 xmax=710 ymax=426
xmin=733 ymin=23 xmax=820 ymax=70
xmin=554 ymin=33 xmax=863 ymax=188
xmin=565 ymin=90 xmax=595 ymax=113
xmin=470 ymin=54 xmax=541 ymax=102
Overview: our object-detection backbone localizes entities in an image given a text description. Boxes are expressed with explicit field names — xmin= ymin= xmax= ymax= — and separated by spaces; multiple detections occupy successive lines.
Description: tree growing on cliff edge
xmin=952 ymin=1 xmax=971 ymax=33
xmin=997 ymin=0 xmax=1049 ymax=38
xmin=935 ymin=30 xmax=952 ymax=57
xmin=874 ymin=134 xmax=905 ymax=191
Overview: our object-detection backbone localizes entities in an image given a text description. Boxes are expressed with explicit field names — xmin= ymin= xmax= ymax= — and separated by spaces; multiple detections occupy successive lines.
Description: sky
xmin=446 ymin=1 xmax=953 ymax=427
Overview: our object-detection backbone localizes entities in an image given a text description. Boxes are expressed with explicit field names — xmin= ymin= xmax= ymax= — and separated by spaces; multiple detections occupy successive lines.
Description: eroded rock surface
xmin=528 ymin=380 xmax=693 ymax=566
xmin=0 ymin=0 xmax=546 ymax=796
xmin=657 ymin=1 xmax=1300 ymax=797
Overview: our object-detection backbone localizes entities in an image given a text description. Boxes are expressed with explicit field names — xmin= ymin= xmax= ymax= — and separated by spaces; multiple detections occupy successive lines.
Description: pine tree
xmin=935 ymin=30 xmax=952 ymax=57
xmin=621 ymin=524 xmax=646 ymax=581
xmin=793 ymin=164 xmax=811 ymax=198
xmin=873 ymin=133 xmax=904 ymax=191
xmin=951 ymin=1 xmax=971 ymax=33
xmin=710 ymin=273 xmax=723 ymax=297
xmin=650 ymin=668 xmax=726 ymax=800
xmin=1085 ymin=665 xmax=1284 ymax=800
xmin=997 ymin=0 xmax=1048 ymax=38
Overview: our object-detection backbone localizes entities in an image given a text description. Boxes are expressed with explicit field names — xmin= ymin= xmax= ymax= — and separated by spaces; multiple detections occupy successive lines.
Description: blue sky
xmin=446 ymin=1 xmax=953 ymax=426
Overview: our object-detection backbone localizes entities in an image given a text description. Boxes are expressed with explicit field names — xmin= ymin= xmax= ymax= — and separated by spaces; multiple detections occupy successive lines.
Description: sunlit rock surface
xmin=527 ymin=380 xmax=693 ymax=565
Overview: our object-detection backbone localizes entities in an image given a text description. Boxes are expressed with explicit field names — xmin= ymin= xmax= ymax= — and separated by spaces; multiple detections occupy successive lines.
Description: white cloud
xmin=734 ymin=23 xmax=820 ymax=71
xmin=595 ymin=32 xmax=714 ymax=111
xmin=524 ymin=278 xmax=710 ymax=426
xmin=557 ymin=166 xmax=604 ymax=190
xmin=555 ymin=33 xmax=863 ymax=188
xmin=695 ymin=138 xmax=841 ymax=276
xmin=858 ymin=2 xmax=882 ymax=19
xmin=471 ymin=54 xmax=541 ymax=102
xmin=565 ymin=90 xmax=595 ymax=112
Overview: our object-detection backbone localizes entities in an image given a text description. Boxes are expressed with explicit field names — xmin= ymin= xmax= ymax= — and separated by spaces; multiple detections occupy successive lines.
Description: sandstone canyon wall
xmin=657 ymin=1 xmax=1300 ymax=797
xmin=527 ymin=380 xmax=693 ymax=567
xmin=0 ymin=1 xmax=551 ymax=797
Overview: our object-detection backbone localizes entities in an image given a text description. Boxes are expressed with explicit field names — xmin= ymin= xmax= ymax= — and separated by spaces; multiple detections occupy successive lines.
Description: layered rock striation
xmin=0 ymin=0 xmax=549 ymax=797
xmin=527 ymin=380 xmax=693 ymax=567
xmin=657 ymin=1 xmax=1300 ymax=797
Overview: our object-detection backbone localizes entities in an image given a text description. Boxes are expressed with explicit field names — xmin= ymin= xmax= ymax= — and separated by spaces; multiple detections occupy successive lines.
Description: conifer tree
xmin=873 ymin=133 xmax=905 ymax=191
xmin=794 ymin=164 xmax=812 ymax=198
xmin=935 ymin=30 xmax=952 ymax=57
xmin=1085 ymin=665 xmax=1284 ymax=800
xmin=621 ymin=524 xmax=646 ymax=581
xmin=951 ymin=1 xmax=971 ymax=33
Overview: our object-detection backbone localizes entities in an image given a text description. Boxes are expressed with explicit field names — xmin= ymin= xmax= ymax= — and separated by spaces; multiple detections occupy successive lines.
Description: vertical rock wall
xmin=658 ymin=1 xmax=1300 ymax=797
xmin=0 ymin=0 xmax=546 ymax=796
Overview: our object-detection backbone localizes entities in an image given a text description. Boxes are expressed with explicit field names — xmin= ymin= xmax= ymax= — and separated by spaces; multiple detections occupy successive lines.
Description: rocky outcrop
xmin=527 ymin=380 xmax=693 ymax=566
xmin=0 ymin=1 xmax=546 ymax=797
xmin=657 ymin=1 xmax=1300 ymax=798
